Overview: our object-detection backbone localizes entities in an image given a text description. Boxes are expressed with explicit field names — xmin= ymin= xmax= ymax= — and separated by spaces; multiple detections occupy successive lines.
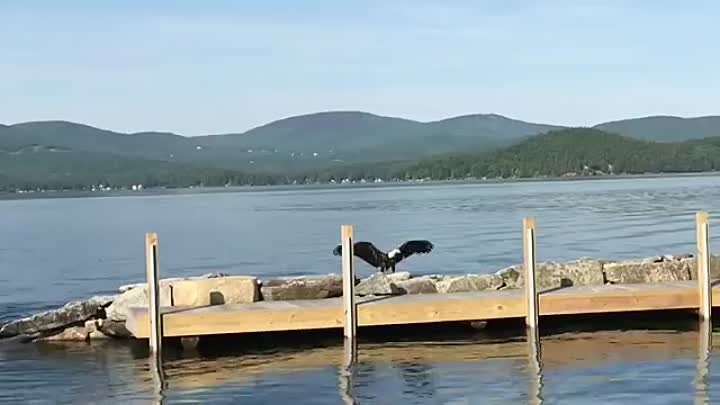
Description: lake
xmin=2 ymin=176 xmax=720 ymax=404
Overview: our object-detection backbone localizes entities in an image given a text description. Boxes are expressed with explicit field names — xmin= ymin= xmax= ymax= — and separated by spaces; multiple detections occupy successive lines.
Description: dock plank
xmin=125 ymin=281 xmax=717 ymax=338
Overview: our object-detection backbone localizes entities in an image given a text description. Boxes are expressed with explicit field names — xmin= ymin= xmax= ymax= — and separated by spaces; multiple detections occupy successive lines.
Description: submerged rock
xmin=435 ymin=275 xmax=504 ymax=294
xmin=355 ymin=273 xmax=400 ymax=296
xmin=0 ymin=296 xmax=114 ymax=338
xmin=260 ymin=275 xmax=343 ymax=301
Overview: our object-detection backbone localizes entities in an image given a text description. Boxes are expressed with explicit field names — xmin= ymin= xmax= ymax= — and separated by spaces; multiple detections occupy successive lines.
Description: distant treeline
xmin=3 ymin=128 xmax=720 ymax=192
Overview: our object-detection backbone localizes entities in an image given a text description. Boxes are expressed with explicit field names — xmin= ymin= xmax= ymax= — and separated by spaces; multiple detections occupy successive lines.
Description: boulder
xmin=435 ymin=275 xmax=504 ymax=294
xmin=395 ymin=277 xmax=438 ymax=295
xmin=98 ymin=320 xmax=132 ymax=338
xmin=118 ymin=272 xmax=230 ymax=293
xmin=496 ymin=259 xmax=604 ymax=290
xmin=355 ymin=273 xmax=400 ymax=296
xmin=386 ymin=272 xmax=411 ymax=283
xmin=0 ymin=296 xmax=115 ymax=337
xmin=260 ymin=275 xmax=343 ymax=301
xmin=37 ymin=326 xmax=89 ymax=342
xmin=105 ymin=285 xmax=171 ymax=322
xmin=688 ymin=255 xmax=720 ymax=279
xmin=604 ymin=256 xmax=692 ymax=284
xmin=496 ymin=266 xmax=522 ymax=289
xmin=171 ymin=276 xmax=259 ymax=306
xmin=89 ymin=330 xmax=110 ymax=339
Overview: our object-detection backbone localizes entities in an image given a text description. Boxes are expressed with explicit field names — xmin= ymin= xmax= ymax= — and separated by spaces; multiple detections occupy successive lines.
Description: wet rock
xmin=395 ymin=277 xmax=438 ymax=295
xmin=105 ymin=285 xmax=171 ymax=322
xmin=260 ymin=275 xmax=343 ymax=301
xmin=604 ymin=256 xmax=692 ymax=284
xmin=435 ymin=275 xmax=504 ymax=293
xmin=0 ymin=296 xmax=115 ymax=338
xmin=98 ymin=320 xmax=132 ymax=338
xmin=355 ymin=273 xmax=400 ymax=296
xmin=37 ymin=326 xmax=89 ymax=342
xmin=171 ymin=276 xmax=259 ymax=306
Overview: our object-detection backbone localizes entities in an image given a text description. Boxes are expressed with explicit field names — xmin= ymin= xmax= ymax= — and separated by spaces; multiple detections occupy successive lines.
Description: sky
xmin=1 ymin=0 xmax=718 ymax=135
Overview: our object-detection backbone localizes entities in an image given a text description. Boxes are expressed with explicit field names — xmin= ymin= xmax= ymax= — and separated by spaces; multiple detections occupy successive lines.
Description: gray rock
xmin=0 ymin=296 xmax=115 ymax=338
xmin=496 ymin=266 xmax=521 ymax=289
xmin=105 ymin=285 xmax=171 ymax=322
xmin=260 ymin=275 xmax=343 ymax=301
xmin=496 ymin=259 xmax=604 ymax=290
xmin=386 ymin=272 xmax=411 ymax=283
xmin=435 ymin=275 xmax=504 ymax=293
xmin=118 ymin=272 xmax=230 ymax=293
xmin=395 ymin=277 xmax=438 ymax=295
xmin=604 ymin=256 xmax=693 ymax=284
xmin=36 ymin=326 xmax=89 ymax=342
xmin=89 ymin=330 xmax=110 ymax=339
xmin=98 ymin=320 xmax=132 ymax=338
xmin=355 ymin=273 xmax=400 ymax=296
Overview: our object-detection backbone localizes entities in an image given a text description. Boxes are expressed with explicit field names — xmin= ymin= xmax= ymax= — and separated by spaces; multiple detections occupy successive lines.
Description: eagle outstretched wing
xmin=397 ymin=240 xmax=434 ymax=260
xmin=332 ymin=241 xmax=384 ymax=268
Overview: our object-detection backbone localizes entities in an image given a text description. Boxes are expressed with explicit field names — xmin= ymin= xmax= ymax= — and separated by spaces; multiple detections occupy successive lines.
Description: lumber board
xmin=125 ymin=280 xmax=719 ymax=338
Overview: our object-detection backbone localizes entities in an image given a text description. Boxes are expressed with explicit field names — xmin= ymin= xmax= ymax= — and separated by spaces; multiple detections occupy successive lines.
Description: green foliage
xmin=400 ymin=128 xmax=720 ymax=180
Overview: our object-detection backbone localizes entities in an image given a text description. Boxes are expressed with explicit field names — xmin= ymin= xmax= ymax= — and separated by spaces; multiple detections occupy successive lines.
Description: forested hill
xmin=398 ymin=128 xmax=720 ymax=180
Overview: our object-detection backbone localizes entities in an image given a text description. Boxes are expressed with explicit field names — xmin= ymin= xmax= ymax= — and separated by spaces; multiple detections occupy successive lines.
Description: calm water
xmin=2 ymin=176 xmax=720 ymax=404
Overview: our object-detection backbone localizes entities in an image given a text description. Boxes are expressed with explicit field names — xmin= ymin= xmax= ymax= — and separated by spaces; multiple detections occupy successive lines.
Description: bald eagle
xmin=332 ymin=240 xmax=434 ymax=273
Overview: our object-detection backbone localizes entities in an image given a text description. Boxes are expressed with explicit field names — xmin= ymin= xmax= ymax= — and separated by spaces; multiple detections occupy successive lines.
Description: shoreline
xmin=2 ymin=171 xmax=720 ymax=201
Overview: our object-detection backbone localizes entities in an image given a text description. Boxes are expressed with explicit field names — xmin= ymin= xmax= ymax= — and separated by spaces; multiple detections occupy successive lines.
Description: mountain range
xmin=1 ymin=111 xmax=720 ymax=189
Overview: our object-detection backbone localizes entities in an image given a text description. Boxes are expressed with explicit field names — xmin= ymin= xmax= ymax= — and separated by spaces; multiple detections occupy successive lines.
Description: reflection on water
xmin=1 ymin=325 xmax=719 ymax=404
xmin=695 ymin=321 xmax=711 ymax=405
xmin=528 ymin=328 xmax=544 ymax=405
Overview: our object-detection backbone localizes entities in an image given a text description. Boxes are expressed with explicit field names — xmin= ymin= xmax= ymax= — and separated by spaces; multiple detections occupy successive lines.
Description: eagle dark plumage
xmin=332 ymin=240 xmax=434 ymax=273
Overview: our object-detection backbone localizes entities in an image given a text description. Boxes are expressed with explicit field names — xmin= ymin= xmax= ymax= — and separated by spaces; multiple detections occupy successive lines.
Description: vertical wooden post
xmin=341 ymin=225 xmax=357 ymax=341
xmin=523 ymin=217 xmax=539 ymax=330
xmin=145 ymin=232 xmax=163 ymax=356
xmin=696 ymin=212 xmax=712 ymax=322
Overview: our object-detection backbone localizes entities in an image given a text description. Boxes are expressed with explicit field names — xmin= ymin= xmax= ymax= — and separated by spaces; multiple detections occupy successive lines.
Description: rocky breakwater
xmin=1 ymin=253 xmax=717 ymax=343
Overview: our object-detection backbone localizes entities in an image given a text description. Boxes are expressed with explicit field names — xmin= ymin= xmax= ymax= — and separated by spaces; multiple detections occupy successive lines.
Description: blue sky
xmin=1 ymin=1 xmax=718 ymax=135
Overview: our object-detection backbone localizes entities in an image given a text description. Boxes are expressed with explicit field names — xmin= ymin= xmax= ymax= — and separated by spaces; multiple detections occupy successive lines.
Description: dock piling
xmin=523 ymin=217 xmax=539 ymax=330
xmin=696 ymin=212 xmax=712 ymax=322
xmin=145 ymin=232 xmax=163 ymax=355
xmin=341 ymin=225 xmax=357 ymax=342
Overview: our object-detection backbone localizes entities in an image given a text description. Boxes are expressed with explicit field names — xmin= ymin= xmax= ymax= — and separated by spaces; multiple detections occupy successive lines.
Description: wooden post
xmin=145 ymin=232 xmax=163 ymax=355
xmin=341 ymin=225 xmax=357 ymax=341
xmin=523 ymin=217 xmax=539 ymax=330
xmin=696 ymin=212 xmax=712 ymax=322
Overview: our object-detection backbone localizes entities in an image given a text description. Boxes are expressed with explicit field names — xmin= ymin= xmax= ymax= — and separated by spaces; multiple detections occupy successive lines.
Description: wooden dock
xmin=126 ymin=280 xmax=720 ymax=338
xmin=129 ymin=212 xmax=715 ymax=354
